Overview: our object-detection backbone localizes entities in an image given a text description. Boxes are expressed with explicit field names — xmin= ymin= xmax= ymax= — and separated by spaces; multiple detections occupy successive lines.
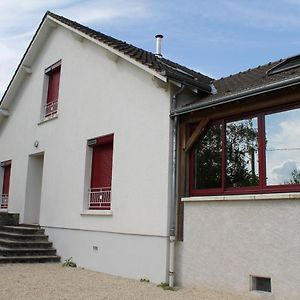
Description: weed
xmin=157 ymin=282 xmax=176 ymax=291
xmin=62 ymin=257 xmax=77 ymax=268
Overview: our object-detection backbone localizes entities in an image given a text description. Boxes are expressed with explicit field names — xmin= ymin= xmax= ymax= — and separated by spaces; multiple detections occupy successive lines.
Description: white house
xmin=1 ymin=11 xmax=300 ymax=299
xmin=0 ymin=11 xmax=212 ymax=284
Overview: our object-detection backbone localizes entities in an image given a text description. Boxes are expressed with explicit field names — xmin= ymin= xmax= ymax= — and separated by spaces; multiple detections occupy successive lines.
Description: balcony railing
xmin=0 ymin=194 xmax=8 ymax=209
xmin=44 ymin=100 xmax=58 ymax=118
xmin=88 ymin=187 xmax=111 ymax=210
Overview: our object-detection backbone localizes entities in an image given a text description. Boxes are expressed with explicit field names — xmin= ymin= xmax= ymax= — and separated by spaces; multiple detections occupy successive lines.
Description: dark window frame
xmin=190 ymin=103 xmax=300 ymax=196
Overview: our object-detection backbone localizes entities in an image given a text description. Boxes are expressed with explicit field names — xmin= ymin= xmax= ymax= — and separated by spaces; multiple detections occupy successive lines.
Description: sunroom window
xmin=190 ymin=105 xmax=300 ymax=195
xmin=265 ymin=108 xmax=300 ymax=185
xmin=226 ymin=117 xmax=259 ymax=188
xmin=194 ymin=123 xmax=222 ymax=190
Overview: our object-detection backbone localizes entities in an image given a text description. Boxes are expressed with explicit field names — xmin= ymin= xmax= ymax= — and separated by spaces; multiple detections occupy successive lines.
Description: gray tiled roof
xmin=47 ymin=11 xmax=213 ymax=93
xmin=212 ymin=59 xmax=300 ymax=99
xmin=172 ymin=56 xmax=300 ymax=115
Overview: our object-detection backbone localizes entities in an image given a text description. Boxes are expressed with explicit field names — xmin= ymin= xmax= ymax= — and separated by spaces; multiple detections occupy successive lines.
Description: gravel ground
xmin=0 ymin=263 xmax=265 ymax=300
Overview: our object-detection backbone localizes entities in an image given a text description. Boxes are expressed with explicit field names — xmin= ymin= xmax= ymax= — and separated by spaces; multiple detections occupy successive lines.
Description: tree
xmin=194 ymin=118 xmax=259 ymax=189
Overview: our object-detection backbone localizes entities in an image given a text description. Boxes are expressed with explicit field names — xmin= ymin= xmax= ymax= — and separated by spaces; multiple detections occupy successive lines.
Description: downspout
xmin=169 ymin=84 xmax=186 ymax=287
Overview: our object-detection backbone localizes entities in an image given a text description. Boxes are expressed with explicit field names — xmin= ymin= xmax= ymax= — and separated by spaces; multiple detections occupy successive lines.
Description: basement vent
xmin=250 ymin=276 xmax=271 ymax=293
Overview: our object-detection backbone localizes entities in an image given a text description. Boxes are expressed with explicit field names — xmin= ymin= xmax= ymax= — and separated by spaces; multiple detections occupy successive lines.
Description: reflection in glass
xmin=266 ymin=108 xmax=300 ymax=185
xmin=226 ymin=117 xmax=259 ymax=187
xmin=194 ymin=123 xmax=222 ymax=189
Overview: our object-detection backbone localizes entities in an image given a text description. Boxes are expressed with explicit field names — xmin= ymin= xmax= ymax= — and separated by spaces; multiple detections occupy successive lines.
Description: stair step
xmin=20 ymin=224 xmax=40 ymax=228
xmin=0 ymin=231 xmax=48 ymax=241
xmin=0 ymin=223 xmax=60 ymax=264
xmin=0 ymin=238 xmax=52 ymax=249
xmin=0 ymin=226 xmax=45 ymax=235
xmin=0 ymin=246 xmax=56 ymax=257
xmin=0 ymin=255 xmax=61 ymax=263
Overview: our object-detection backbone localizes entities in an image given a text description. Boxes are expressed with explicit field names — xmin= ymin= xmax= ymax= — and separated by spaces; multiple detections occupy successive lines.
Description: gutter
xmin=161 ymin=70 xmax=212 ymax=94
xmin=171 ymin=75 xmax=300 ymax=116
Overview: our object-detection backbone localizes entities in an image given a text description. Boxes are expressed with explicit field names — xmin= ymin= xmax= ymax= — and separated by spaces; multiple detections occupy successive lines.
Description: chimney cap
xmin=155 ymin=34 xmax=164 ymax=38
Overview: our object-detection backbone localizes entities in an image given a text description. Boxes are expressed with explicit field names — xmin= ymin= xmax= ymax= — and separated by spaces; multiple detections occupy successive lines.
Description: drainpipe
xmin=169 ymin=84 xmax=186 ymax=287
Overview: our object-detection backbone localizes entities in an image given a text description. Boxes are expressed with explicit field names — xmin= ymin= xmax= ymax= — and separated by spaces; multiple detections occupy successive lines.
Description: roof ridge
xmin=46 ymin=11 xmax=213 ymax=92
xmin=214 ymin=59 xmax=284 ymax=82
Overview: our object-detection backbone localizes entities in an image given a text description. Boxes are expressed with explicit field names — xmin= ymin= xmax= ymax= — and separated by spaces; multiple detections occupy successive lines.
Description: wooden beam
xmin=181 ymin=86 xmax=300 ymax=124
xmin=184 ymin=117 xmax=209 ymax=152
xmin=176 ymin=121 xmax=188 ymax=241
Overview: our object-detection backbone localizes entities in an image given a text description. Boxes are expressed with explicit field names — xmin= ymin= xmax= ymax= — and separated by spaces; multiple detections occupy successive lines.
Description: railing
xmin=0 ymin=194 xmax=8 ymax=209
xmin=44 ymin=101 xmax=58 ymax=118
xmin=88 ymin=187 xmax=111 ymax=210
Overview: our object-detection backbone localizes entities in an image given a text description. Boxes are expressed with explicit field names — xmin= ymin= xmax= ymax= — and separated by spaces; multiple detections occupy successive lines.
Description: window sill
xmin=80 ymin=210 xmax=113 ymax=216
xmin=182 ymin=192 xmax=300 ymax=202
xmin=0 ymin=209 xmax=8 ymax=212
xmin=38 ymin=114 xmax=58 ymax=125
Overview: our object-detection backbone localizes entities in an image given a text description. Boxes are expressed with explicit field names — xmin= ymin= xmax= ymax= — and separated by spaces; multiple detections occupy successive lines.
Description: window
xmin=1 ymin=160 xmax=11 ymax=209
xmin=190 ymin=105 xmax=300 ymax=195
xmin=88 ymin=134 xmax=114 ymax=210
xmin=44 ymin=61 xmax=61 ymax=118
xmin=250 ymin=276 xmax=271 ymax=293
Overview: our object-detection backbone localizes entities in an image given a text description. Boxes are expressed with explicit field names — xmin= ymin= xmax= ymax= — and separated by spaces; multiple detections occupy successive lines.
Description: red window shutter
xmin=2 ymin=164 xmax=11 ymax=195
xmin=47 ymin=66 xmax=61 ymax=104
xmin=91 ymin=140 xmax=113 ymax=189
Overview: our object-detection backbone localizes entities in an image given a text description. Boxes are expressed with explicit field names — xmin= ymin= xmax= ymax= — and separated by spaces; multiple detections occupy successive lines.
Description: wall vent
xmin=250 ymin=275 xmax=271 ymax=293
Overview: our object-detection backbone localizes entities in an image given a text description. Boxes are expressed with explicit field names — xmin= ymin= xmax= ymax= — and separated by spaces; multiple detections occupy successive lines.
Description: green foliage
xmin=287 ymin=169 xmax=300 ymax=184
xmin=226 ymin=119 xmax=259 ymax=187
xmin=140 ymin=278 xmax=150 ymax=283
xmin=62 ymin=257 xmax=77 ymax=268
xmin=157 ymin=282 xmax=176 ymax=291
xmin=195 ymin=123 xmax=222 ymax=189
xmin=194 ymin=119 xmax=259 ymax=189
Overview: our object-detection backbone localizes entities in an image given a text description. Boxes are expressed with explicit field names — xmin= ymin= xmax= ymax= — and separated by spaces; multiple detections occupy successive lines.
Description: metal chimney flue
xmin=155 ymin=34 xmax=163 ymax=57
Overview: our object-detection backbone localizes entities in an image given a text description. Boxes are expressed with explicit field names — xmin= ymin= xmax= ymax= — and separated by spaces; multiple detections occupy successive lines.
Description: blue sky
xmin=1 ymin=0 xmax=300 ymax=97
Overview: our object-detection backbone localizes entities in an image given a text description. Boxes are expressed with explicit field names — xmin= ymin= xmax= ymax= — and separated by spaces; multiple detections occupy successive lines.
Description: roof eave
xmin=161 ymin=70 xmax=212 ymax=94
xmin=171 ymin=75 xmax=300 ymax=116
xmin=46 ymin=14 xmax=168 ymax=84
xmin=0 ymin=12 xmax=169 ymax=112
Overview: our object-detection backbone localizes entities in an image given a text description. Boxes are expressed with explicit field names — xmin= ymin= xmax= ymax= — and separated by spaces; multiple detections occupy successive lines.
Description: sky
xmin=1 ymin=0 xmax=300 ymax=98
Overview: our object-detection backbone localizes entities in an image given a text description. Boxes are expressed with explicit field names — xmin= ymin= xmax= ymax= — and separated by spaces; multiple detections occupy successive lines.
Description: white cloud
xmin=270 ymin=160 xmax=300 ymax=184
xmin=59 ymin=0 xmax=150 ymax=24
xmin=0 ymin=0 xmax=151 ymax=98
xmin=266 ymin=109 xmax=300 ymax=184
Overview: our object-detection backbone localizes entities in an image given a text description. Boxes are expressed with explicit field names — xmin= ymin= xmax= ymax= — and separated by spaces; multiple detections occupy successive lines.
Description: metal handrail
xmin=44 ymin=100 xmax=58 ymax=117
xmin=88 ymin=187 xmax=111 ymax=210
xmin=0 ymin=194 xmax=8 ymax=209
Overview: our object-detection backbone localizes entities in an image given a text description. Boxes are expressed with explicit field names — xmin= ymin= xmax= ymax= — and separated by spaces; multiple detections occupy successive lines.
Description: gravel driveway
xmin=0 ymin=264 xmax=262 ymax=300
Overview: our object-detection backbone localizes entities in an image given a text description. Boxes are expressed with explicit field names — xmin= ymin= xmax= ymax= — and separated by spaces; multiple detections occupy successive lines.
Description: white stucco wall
xmin=179 ymin=195 xmax=300 ymax=299
xmin=0 ymin=24 xmax=171 ymax=278
xmin=45 ymin=227 xmax=169 ymax=283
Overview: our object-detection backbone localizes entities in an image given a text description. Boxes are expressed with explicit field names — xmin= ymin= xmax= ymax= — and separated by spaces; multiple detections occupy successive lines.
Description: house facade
xmin=1 ymin=11 xmax=300 ymax=299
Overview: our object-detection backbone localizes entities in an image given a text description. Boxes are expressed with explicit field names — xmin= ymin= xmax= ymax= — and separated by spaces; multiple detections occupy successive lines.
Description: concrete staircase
xmin=0 ymin=213 xmax=60 ymax=263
